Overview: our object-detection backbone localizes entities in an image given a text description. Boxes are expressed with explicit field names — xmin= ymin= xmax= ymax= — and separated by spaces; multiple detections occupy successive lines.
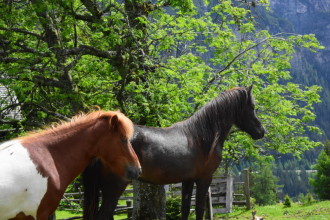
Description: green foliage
xmin=273 ymin=153 xmax=316 ymax=199
xmin=283 ymin=194 xmax=292 ymax=208
xmin=233 ymin=150 xmax=318 ymax=201
xmin=165 ymin=195 xmax=181 ymax=220
xmin=250 ymin=163 xmax=279 ymax=206
xmin=0 ymin=0 xmax=325 ymax=216
xmin=298 ymin=193 xmax=314 ymax=205
xmin=306 ymin=192 xmax=315 ymax=204
xmin=0 ymin=0 xmax=322 ymax=161
xmin=310 ymin=140 xmax=330 ymax=200
xmin=250 ymin=197 xmax=256 ymax=208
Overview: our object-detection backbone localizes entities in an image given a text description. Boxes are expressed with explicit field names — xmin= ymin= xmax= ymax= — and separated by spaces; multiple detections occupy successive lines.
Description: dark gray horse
xmin=83 ymin=86 xmax=265 ymax=220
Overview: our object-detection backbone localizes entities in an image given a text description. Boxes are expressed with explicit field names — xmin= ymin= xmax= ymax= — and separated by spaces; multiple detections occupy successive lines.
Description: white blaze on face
xmin=0 ymin=140 xmax=48 ymax=220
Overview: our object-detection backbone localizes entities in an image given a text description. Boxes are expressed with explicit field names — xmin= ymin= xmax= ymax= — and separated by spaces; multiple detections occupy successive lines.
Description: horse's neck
xmin=23 ymin=129 xmax=99 ymax=189
xmin=183 ymin=109 xmax=234 ymax=143
xmin=178 ymin=101 xmax=237 ymax=157
xmin=52 ymin=130 xmax=98 ymax=166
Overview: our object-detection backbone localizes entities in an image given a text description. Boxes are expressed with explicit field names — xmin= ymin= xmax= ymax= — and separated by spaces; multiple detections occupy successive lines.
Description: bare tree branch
xmin=31 ymin=103 xmax=69 ymax=121
xmin=0 ymin=57 xmax=23 ymax=63
xmin=30 ymin=0 xmax=59 ymax=48
xmin=32 ymin=76 xmax=65 ymax=88
xmin=0 ymin=118 xmax=20 ymax=125
xmin=207 ymin=33 xmax=288 ymax=87
xmin=80 ymin=0 xmax=102 ymax=18
xmin=0 ymin=27 xmax=42 ymax=39
xmin=57 ymin=0 xmax=98 ymax=23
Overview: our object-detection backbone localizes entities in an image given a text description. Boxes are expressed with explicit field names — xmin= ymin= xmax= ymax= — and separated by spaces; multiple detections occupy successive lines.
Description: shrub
xmin=250 ymin=197 xmax=256 ymax=208
xmin=283 ymin=194 xmax=292 ymax=208
xmin=166 ymin=195 xmax=181 ymax=220
xmin=298 ymin=193 xmax=314 ymax=205
xmin=306 ymin=192 xmax=314 ymax=204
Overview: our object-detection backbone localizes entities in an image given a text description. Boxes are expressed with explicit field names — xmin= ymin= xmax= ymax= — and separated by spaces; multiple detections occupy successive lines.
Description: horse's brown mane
xmin=17 ymin=110 xmax=134 ymax=141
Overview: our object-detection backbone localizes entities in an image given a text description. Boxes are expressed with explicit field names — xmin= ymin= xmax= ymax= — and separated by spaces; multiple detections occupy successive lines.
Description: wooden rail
xmin=57 ymin=170 xmax=250 ymax=219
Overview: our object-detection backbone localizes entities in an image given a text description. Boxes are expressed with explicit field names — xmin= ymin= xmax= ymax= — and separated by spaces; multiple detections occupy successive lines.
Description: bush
xmin=306 ymin=192 xmax=314 ymax=204
xmin=298 ymin=193 xmax=315 ymax=205
xmin=283 ymin=194 xmax=292 ymax=208
xmin=166 ymin=195 xmax=181 ymax=220
xmin=250 ymin=197 xmax=256 ymax=208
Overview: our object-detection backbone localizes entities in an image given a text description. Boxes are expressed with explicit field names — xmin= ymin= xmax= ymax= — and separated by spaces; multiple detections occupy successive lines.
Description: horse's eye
xmin=121 ymin=138 xmax=128 ymax=143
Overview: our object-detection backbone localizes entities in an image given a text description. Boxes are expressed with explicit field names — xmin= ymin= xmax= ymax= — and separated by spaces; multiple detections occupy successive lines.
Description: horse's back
xmin=0 ymin=140 xmax=48 ymax=220
xmin=133 ymin=126 xmax=205 ymax=184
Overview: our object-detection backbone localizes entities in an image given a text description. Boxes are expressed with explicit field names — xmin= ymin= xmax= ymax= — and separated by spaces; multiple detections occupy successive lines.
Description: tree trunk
xmin=120 ymin=2 xmax=166 ymax=219
xmin=132 ymin=180 xmax=166 ymax=220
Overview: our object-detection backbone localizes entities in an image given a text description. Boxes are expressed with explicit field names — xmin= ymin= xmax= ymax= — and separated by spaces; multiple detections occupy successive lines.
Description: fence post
xmin=127 ymin=199 xmax=133 ymax=219
xmin=243 ymin=169 xmax=251 ymax=209
xmin=225 ymin=176 xmax=233 ymax=213
xmin=204 ymin=187 xmax=213 ymax=220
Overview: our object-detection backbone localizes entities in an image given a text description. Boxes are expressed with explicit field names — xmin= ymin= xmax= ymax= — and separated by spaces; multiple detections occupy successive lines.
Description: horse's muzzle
xmin=252 ymin=127 xmax=266 ymax=140
xmin=125 ymin=165 xmax=142 ymax=180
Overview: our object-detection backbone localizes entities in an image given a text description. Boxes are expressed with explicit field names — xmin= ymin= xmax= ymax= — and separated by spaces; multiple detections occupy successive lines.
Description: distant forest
xmin=231 ymin=147 xmax=322 ymax=200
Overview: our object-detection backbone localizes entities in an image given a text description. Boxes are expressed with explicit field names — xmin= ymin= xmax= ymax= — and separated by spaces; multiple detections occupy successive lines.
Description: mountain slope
xmin=257 ymin=0 xmax=330 ymax=138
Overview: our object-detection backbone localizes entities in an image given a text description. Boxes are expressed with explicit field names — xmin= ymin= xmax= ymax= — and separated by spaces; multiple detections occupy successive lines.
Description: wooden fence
xmin=169 ymin=169 xmax=251 ymax=218
xmin=58 ymin=189 xmax=135 ymax=219
xmin=58 ymin=170 xmax=250 ymax=219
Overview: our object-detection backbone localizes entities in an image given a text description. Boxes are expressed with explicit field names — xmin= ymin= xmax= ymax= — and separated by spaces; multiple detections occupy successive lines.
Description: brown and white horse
xmin=0 ymin=110 xmax=141 ymax=220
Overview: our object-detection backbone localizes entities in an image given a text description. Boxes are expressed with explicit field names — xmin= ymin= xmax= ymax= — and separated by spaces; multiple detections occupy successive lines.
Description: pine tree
xmin=283 ymin=194 xmax=292 ymax=208
xmin=310 ymin=140 xmax=330 ymax=200
xmin=251 ymin=163 xmax=279 ymax=205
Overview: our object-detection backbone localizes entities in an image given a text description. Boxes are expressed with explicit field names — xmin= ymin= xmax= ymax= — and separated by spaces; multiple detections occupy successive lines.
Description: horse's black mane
xmin=177 ymin=87 xmax=250 ymax=152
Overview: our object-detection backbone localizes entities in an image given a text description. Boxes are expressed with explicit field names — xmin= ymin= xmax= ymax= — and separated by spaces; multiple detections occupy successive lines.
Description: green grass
xmin=55 ymin=210 xmax=128 ymax=219
xmin=55 ymin=210 xmax=81 ymax=219
xmin=215 ymin=201 xmax=330 ymax=219
xmin=55 ymin=201 xmax=330 ymax=220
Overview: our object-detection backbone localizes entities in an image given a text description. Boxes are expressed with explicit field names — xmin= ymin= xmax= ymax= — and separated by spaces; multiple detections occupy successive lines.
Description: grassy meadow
xmin=55 ymin=200 xmax=330 ymax=219
xmin=55 ymin=210 xmax=127 ymax=219
xmin=215 ymin=200 xmax=330 ymax=220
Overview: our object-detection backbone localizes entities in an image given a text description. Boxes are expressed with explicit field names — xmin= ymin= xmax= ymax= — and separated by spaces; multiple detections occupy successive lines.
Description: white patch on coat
xmin=0 ymin=140 xmax=48 ymax=220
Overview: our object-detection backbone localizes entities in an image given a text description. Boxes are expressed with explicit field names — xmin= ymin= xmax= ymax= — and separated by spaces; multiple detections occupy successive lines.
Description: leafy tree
xmin=310 ymin=140 xmax=330 ymax=200
xmin=251 ymin=163 xmax=279 ymax=205
xmin=0 ymin=0 xmax=324 ymax=217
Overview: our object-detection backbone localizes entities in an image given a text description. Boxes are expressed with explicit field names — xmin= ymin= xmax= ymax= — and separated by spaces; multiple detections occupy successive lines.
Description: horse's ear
xmin=110 ymin=115 xmax=119 ymax=131
xmin=247 ymin=84 xmax=253 ymax=94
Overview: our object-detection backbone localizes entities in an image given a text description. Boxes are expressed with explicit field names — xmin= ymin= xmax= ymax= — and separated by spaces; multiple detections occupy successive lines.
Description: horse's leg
xmin=96 ymin=172 xmax=129 ymax=220
xmin=48 ymin=213 xmax=56 ymax=220
xmin=195 ymin=177 xmax=213 ymax=220
xmin=181 ymin=180 xmax=194 ymax=220
xmin=83 ymin=159 xmax=102 ymax=220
